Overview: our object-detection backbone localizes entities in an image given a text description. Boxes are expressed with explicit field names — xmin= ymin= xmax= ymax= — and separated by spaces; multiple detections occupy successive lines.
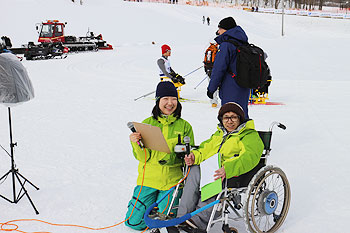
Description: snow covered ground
xmin=0 ymin=0 xmax=350 ymax=232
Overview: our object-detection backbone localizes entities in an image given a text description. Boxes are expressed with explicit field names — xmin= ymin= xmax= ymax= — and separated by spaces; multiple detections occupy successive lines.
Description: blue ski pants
xmin=125 ymin=185 xmax=182 ymax=230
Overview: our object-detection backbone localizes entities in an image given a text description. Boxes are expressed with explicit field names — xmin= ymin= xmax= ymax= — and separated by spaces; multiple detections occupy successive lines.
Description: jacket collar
xmin=157 ymin=114 xmax=177 ymax=125
xmin=214 ymin=26 xmax=248 ymax=45
xmin=217 ymin=119 xmax=255 ymax=137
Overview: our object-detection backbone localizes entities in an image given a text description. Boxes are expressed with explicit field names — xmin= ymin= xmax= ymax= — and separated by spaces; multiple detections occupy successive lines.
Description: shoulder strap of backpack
xmin=224 ymin=38 xmax=249 ymax=47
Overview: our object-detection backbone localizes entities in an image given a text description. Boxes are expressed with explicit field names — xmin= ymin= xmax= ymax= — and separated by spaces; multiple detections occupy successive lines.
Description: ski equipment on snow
xmin=226 ymin=39 xmax=270 ymax=89
xmin=194 ymin=75 xmax=209 ymax=90
xmin=134 ymin=90 xmax=156 ymax=101
xmin=182 ymin=65 xmax=203 ymax=78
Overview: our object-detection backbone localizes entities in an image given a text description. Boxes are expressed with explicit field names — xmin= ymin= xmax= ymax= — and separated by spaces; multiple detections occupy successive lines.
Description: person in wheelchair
xmin=177 ymin=102 xmax=264 ymax=232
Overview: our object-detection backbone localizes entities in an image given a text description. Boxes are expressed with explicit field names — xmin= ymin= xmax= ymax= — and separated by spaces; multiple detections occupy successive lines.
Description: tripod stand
xmin=0 ymin=107 xmax=39 ymax=214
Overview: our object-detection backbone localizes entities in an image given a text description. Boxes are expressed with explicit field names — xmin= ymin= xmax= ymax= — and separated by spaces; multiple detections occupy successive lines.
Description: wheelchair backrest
xmin=226 ymin=131 xmax=272 ymax=188
xmin=227 ymin=160 xmax=265 ymax=188
xmin=258 ymin=131 xmax=272 ymax=150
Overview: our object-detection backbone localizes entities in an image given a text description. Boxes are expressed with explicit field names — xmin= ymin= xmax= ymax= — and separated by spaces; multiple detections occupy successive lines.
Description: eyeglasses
xmin=222 ymin=115 xmax=240 ymax=122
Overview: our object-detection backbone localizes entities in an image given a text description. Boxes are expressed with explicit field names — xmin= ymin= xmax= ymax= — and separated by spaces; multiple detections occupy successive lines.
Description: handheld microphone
xmin=184 ymin=136 xmax=191 ymax=155
xmin=127 ymin=122 xmax=143 ymax=148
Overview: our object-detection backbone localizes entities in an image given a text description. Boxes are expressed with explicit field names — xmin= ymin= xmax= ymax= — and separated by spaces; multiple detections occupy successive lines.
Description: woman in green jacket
xmin=177 ymin=102 xmax=264 ymax=232
xmin=125 ymin=81 xmax=194 ymax=230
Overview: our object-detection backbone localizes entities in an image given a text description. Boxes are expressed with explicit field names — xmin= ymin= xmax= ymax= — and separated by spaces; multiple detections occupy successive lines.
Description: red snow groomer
xmin=37 ymin=20 xmax=113 ymax=52
xmin=5 ymin=20 xmax=113 ymax=60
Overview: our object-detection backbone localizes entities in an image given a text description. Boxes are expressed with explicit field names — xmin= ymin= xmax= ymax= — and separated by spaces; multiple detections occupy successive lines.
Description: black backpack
xmin=226 ymin=39 xmax=270 ymax=89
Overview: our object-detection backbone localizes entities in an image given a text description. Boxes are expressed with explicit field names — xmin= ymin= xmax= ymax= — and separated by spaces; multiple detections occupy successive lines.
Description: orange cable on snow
xmin=0 ymin=148 xmax=149 ymax=233
xmin=0 ymin=150 xmax=192 ymax=233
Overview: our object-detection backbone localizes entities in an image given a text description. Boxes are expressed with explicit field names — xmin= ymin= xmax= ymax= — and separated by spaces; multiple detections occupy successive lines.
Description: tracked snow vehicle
xmin=4 ymin=20 xmax=113 ymax=60
xmin=36 ymin=20 xmax=113 ymax=52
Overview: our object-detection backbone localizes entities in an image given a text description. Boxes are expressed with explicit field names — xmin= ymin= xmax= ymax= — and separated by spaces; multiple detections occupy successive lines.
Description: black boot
xmin=166 ymin=226 xmax=180 ymax=233
xmin=222 ymin=224 xmax=238 ymax=233
xmin=178 ymin=220 xmax=207 ymax=233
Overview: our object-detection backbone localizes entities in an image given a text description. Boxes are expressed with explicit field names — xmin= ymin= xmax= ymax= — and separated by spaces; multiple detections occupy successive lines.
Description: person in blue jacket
xmin=207 ymin=17 xmax=250 ymax=119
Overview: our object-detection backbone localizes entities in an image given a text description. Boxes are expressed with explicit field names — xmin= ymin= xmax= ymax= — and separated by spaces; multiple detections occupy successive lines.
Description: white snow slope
xmin=0 ymin=0 xmax=350 ymax=232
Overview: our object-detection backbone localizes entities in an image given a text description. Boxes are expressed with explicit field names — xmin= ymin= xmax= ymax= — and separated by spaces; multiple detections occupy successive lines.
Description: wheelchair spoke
xmin=244 ymin=166 xmax=291 ymax=233
xmin=264 ymin=215 xmax=271 ymax=231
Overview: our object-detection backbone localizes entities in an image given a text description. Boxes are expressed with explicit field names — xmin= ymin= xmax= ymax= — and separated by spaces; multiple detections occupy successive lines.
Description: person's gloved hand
xmin=171 ymin=76 xmax=179 ymax=83
xmin=176 ymin=74 xmax=185 ymax=85
xmin=207 ymin=90 xmax=214 ymax=99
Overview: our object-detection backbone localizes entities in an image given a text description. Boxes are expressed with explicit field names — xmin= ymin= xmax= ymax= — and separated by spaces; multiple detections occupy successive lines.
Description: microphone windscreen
xmin=184 ymin=136 xmax=190 ymax=144
xmin=127 ymin=122 xmax=134 ymax=129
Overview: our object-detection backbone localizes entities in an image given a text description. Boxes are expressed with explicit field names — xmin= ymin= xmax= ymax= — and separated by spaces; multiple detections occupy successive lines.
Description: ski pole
xmin=134 ymin=66 xmax=203 ymax=101
xmin=183 ymin=65 xmax=203 ymax=78
xmin=134 ymin=90 xmax=155 ymax=101
xmin=194 ymin=75 xmax=209 ymax=90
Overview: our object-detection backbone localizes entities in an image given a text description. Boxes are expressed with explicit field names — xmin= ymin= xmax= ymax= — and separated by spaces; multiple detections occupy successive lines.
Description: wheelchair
xmin=206 ymin=121 xmax=291 ymax=233
xmin=145 ymin=122 xmax=291 ymax=233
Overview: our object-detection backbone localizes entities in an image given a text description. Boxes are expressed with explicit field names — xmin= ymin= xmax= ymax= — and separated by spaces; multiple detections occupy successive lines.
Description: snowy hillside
xmin=0 ymin=0 xmax=350 ymax=232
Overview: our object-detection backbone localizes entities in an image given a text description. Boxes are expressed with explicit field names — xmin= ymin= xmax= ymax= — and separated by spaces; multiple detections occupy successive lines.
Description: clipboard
xmin=200 ymin=153 xmax=222 ymax=201
xmin=133 ymin=122 xmax=171 ymax=154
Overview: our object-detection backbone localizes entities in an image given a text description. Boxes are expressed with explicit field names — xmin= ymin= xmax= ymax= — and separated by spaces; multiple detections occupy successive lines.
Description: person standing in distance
xmin=207 ymin=17 xmax=250 ymax=119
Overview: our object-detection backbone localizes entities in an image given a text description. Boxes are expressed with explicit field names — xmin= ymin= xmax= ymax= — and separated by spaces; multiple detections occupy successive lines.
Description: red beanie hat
xmin=161 ymin=44 xmax=171 ymax=54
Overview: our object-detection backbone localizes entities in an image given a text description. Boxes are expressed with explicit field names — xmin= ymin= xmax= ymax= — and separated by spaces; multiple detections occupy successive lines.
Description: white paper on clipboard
xmin=200 ymin=153 xmax=219 ymax=190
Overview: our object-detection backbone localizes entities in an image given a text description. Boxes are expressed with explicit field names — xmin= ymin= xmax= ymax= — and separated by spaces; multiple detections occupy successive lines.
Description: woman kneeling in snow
xmin=125 ymin=81 xmax=194 ymax=230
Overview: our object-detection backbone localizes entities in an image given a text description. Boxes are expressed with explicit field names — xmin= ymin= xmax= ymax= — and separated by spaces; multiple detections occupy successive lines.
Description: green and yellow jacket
xmin=193 ymin=120 xmax=263 ymax=179
xmin=131 ymin=114 xmax=194 ymax=190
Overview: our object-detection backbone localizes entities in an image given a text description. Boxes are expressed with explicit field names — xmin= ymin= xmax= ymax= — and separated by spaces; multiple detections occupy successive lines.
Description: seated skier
xmin=157 ymin=44 xmax=185 ymax=98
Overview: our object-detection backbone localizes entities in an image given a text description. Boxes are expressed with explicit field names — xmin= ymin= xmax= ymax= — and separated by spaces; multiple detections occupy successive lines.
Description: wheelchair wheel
xmin=244 ymin=165 xmax=291 ymax=233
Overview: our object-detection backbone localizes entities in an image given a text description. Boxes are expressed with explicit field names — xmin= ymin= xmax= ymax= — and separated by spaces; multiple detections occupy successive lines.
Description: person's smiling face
xmin=222 ymin=112 xmax=240 ymax=132
xmin=159 ymin=96 xmax=178 ymax=115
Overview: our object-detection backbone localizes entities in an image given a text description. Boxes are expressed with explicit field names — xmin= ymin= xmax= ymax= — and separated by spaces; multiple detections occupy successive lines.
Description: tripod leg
xmin=0 ymin=170 xmax=14 ymax=202
xmin=0 ymin=170 xmax=11 ymax=182
xmin=16 ymin=171 xmax=39 ymax=190
xmin=14 ymin=172 xmax=39 ymax=214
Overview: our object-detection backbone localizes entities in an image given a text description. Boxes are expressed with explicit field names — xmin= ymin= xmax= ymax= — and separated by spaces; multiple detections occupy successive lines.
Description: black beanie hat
xmin=155 ymin=81 xmax=178 ymax=100
xmin=218 ymin=102 xmax=245 ymax=123
xmin=218 ymin=17 xmax=237 ymax=30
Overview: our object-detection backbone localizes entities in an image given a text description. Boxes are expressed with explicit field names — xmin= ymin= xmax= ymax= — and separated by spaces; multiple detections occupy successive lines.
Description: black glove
xmin=171 ymin=76 xmax=179 ymax=83
xmin=207 ymin=90 xmax=214 ymax=99
xmin=176 ymin=74 xmax=185 ymax=85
